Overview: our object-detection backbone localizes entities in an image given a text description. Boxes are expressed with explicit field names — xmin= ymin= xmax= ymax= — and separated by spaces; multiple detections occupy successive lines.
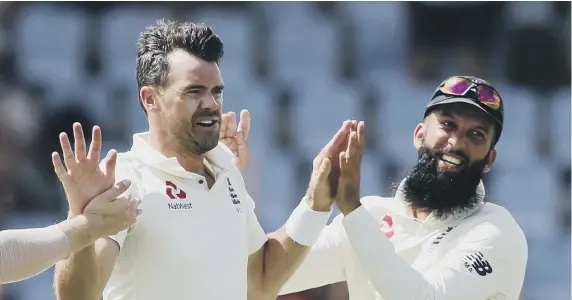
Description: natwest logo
xmin=165 ymin=181 xmax=192 ymax=210
xmin=166 ymin=181 xmax=186 ymax=200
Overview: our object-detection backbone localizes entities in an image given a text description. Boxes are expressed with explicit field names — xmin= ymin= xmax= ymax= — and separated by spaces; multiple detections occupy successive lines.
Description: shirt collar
xmin=130 ymin=132 xmax=235 ymax=179
xmin=392 ymin=178 xmax=485 ymax=229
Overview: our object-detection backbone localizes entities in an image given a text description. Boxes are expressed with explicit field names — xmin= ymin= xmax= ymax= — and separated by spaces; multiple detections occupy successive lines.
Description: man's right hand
xmin=305 ymin=121 xmax=352 ymax=212
xmin=83 ymin=179 xmax=140 ymax=238
xmin=52 ymin=123 xmax=117 ymax=216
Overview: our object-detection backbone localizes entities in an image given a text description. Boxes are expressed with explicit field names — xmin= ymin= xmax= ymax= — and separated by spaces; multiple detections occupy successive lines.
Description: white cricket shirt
xmin=280 ymin=181 xmax=528 ymax=300
xmin=102 ymin=132 xmax=268 ymax=300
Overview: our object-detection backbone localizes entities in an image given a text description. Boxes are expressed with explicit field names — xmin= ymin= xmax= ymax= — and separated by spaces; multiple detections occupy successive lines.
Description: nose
xmin=200 ymin=94 xmax=220 ymax=110
xmin=447 ymin=135 xmax=466 ymax=152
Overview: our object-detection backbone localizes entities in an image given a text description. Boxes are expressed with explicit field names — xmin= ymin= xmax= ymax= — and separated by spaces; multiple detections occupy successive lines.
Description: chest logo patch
xmin=379 ymin=215 xmax=395 ymax=239
xmin=166 ymin=181 xmax=187 ymax=200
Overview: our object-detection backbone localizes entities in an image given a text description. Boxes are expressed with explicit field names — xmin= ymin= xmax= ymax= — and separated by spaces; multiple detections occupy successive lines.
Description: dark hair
xmin=136 ymin=20 xmax=224 ymax=112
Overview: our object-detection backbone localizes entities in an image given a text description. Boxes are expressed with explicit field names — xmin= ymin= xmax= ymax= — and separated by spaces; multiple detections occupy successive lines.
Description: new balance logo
xmin=166 ymin=181 xmax=186 ymax=200
xmin=226 ymin=178 xmax=240 ymax=205
xmin=463 ymin=252 xmax=493 ymax=276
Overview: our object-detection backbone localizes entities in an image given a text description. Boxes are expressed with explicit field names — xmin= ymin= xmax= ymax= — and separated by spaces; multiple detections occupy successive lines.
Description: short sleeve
xmin=245 ymin=194 xmax=268 ymax=254
xmin=100 ymin=154 xmax=143 ymax=249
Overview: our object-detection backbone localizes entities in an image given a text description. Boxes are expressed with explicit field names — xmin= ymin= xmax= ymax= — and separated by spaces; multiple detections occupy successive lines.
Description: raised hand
xmin=336 ymin=121 xmax=366 ymax=215
xmin=83 ymin=179 xmax=141 ymax=238
xmin=52 ymin=123 xmax=117 ymax=216
xmin=306 ymin=121 xmax=352 ymax=211
xmin=219 ymin=110 xmax=250 ymax=172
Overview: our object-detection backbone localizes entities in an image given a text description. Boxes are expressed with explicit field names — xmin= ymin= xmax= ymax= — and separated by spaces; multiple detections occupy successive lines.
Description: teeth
xmin=441 ymin=155 xmax=461 ymax=166
xmin=198 ymin=120 xmax=215 ymax=125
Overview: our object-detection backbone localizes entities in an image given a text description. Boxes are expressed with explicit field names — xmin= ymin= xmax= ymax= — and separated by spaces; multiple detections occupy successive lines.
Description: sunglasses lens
xmin=441 ymin=77 xmax=472 ymax=95
xmin=476 ymin=86 xmax=501 ymax=110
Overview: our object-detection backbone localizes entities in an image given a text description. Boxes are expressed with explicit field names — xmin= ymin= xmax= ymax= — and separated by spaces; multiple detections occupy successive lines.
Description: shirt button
xmin=199 ymin=179 xmax=204 ymax=184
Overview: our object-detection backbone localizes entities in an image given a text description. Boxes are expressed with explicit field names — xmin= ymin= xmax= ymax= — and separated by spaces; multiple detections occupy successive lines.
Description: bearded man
xmin=223 ymin=76 xmax=528 ymax=300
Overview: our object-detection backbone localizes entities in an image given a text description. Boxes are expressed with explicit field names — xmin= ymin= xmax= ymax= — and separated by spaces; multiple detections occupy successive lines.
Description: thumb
xmin=97 ymin=179 xmax=132 ymax=203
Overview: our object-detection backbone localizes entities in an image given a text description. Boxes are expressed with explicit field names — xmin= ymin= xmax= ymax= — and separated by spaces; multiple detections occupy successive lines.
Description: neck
xmin=148 ymin=127 xmax=205 ymax=174
xmin=411 ymin=206 xmax=431 ymax=221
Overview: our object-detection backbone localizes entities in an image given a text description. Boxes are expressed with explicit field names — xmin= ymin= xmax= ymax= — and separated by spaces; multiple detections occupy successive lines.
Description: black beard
xmin=401 ymin=146 xmax=487 ymax=219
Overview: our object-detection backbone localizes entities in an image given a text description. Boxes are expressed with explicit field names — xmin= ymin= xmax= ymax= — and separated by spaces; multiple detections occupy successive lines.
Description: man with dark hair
xmin=224 ymin=76 xmax=528 ymax=300
xmin=54 ymin=20 xmax=356 ymax=300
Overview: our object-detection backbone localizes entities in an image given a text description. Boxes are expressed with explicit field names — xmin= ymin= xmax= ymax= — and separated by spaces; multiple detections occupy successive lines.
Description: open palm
xmin=52 ymin=123 xmax=117 ymax=216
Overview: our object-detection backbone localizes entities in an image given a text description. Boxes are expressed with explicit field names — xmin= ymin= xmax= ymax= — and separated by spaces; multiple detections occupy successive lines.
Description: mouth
xmin=439 ymin=153 xmax=465 ymax=168
xmin=195 ymin=119 xmax=219 ymax=128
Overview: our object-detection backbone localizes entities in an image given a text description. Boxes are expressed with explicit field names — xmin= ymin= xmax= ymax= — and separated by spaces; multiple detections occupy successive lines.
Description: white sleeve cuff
xmin=284 ymin=197 xmax=332 ymax=246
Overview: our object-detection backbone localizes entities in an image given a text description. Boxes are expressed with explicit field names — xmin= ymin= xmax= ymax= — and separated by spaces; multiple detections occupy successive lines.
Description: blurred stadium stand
xmin=0 ymin=2 xmax=570 ymax=300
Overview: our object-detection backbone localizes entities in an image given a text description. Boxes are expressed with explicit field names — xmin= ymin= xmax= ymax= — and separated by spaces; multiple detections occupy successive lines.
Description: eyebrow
xmin=439 ymin=111 xmax=491 ymax=133
xmin=182 ymin=84 xmax=225 ymax=92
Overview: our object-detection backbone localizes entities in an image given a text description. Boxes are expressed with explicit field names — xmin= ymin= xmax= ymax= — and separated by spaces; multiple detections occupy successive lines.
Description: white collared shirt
xmin=102 ymin=132 xmax=268 ymax=300
xmin=280 ymin=182 xmax=528 ymax=300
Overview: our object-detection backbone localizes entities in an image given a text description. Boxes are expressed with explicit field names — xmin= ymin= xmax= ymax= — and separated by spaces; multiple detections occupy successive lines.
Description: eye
xmin=441 ymin=121 xmax=456 ymax=130
xmin=471 ymin=130 xmax=486 ymax=140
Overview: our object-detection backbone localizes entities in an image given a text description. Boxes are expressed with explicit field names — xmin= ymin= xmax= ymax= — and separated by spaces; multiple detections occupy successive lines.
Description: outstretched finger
xmin=219 ymin=113 xmax=229 ymax=140
xmin=73 ymin=123 xmax=87 ymax=162
xmin=339 ymin=151 xmax=348 ymax=172
xmin=238 ymin=109 xmax=251 ymax=142
xmin=346 ymin=131 xmax=359 ymax=164
xmin=322 ymin=121 xmax=351 ymax=155
xmin=225 ymin=111 xmax=238 ymax=138
xmin=357 ymin=121 xmax=366 ymax=156
xmin=52 ymin=152 xmax=68 ymax=181
xmin=350 ymin=120 xmax=358 ymax=132
xmin=236 ymin=130 xmax=248 ymax=155
xmin=316 ymin=157 xmax=332 ymax=183
xmin=88 ymin=126 xmax=102 ymax=162
xmin=103 ymin=150 xmax=118 ymax=182
xmin=59 ymin=132 xmax=76 ymax=169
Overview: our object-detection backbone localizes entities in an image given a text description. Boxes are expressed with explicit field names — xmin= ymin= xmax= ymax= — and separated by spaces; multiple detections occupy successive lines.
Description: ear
xmin=140 ymin=86 xmax=159 ymax=114
xmin=483 ymin=148 xmax=497 ymax=173
xmin=413 ymin=123 xmax=425 ymax=150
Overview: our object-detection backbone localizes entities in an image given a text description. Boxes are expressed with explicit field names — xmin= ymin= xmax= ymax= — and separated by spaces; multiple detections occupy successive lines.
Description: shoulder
xmin=359 ymin=195 xmax=403 ymax=220
xmin=114 ymin=151 xmax=146 ymax=178
xmin=459 ymin=203 xmax=528 ymax=256
xmin=469 ymin=203 xmax=525 ymax=240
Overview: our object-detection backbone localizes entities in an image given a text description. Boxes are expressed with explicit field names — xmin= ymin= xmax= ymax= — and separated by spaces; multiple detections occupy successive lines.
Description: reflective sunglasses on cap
xmin=436 ymin=76 xmax=502 ymax=111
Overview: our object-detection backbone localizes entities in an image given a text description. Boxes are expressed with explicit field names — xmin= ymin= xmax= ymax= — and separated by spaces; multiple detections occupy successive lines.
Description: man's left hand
xmin=219 ymin=110 xmax=250 ymax=173
xmin=336 ymin=121 xmax=366 ymax=215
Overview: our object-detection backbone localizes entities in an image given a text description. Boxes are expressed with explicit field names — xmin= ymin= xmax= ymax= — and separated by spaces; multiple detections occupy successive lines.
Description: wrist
xmin=306 ymin=196 xmax=332 ymax=212
xmin=285 ymin=197 xmax=332 ymax=246
xmin=56 ymin=215 xmax=98 ymax=253
xmin=338 ymin=200 xmax=362 ymax=215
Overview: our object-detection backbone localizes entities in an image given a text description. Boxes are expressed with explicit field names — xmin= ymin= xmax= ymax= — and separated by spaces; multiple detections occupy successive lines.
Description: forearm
xmin=0 ymin=226 xmax=70 ymax=283
xmin=342 ymin=205 xmax=428 ymax=300
xmin=54 ymin=215 xmax=105 ymax=300
xmin=254 ymin=199 xmax=332 ymax=296
xmin=278 ymin=219 xmax=347 ymax=295
xmin=259 ymin=229 xmax=311 ymax=295
xmin=54 ymin=245 xmax=101 ymax=300
xmin=0 ymin=214 xmax=100 ymax=284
